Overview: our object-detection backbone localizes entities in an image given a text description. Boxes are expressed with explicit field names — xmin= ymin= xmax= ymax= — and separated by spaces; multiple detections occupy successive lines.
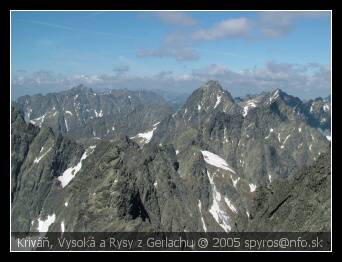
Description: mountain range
xmin=11 ymin=80 xmax=331 ymax=233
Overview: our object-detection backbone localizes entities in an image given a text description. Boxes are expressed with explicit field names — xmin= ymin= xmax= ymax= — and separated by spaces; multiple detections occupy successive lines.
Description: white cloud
xmin=156 ymin=12 xmax=197 ymax=26
xmin=137 ymin=11 xmax=329 ymax=61
xmin=260 ymin=11 xmax=329 ymax=37
xmin=138 ymin=30 xmax=199 ymax=61
xmin=137 ymin=17 xmax=252 ymax=61
xmin=138 ymin=47 xmax=199 ymax=61
xmin=192 ymin=18 xmax=252 ymax=40
xmin=12 ymin=62 xmax=331 ymax=100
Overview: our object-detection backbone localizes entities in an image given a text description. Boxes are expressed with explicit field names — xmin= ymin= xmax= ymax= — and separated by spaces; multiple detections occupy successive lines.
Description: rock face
xmin=11 ymin=106 xmax=84 ymax=232
xmin=247 ymin=149 xmax=331 ymax=232
xmin=13 ymin=86 xmax=172 ymax=145
xmin=11 ymin=81 xmax=331 ymax=233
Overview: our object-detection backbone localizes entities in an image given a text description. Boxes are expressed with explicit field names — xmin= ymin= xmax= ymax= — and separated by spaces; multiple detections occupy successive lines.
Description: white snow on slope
xmin=323 ymin=104 xmax=330 ymax=111
xmin=269 ymin=89 xmax=280 ymax=103
xmin=37 ymin=214 xmax=56 ymax=232
xmin=34 ymin=147 xmax=52 ymax=164
xmin=265 ymin=128 xmax=274 ymax=139
xmin=132 ymin=128 xmax=156 ymax=143
xmin=65 ymin=111 xmax=73 ymax=116
xmin=281 ymin=134 xmax=291 ymax=149
xmin=201 ymin=150 xmax=236 ymax=174
xmin=231 ymin=176 xmax=240 ymax=188
xmin=207 ymin=171 xmax=231 ymax=232
xmin=198 ymin=200 xmax=207 ymax=232
xmin=249 ymin=183 xmax=257 ymax=192
xmin=224 ymin=197 xmax=237 ymax=214
xmin=61 ymin=221 xmax=65 ymax=233
xmin=57 ymin=146 xmax=96 ymax=188
xmin=64 ymin=202 xmax=68 ymax=207
xmin=243 ymin=100 xmax=257 ymax=117
xmin=198 ymin=104 xmax=202 ymax=111
xmin=131 ymin=123 xmax=160 ymax=144
xmin=94 ymin=110 xmax=103 ymax=118
xmin=64 ymin=119 xmax=69 ymax=132
xmin=326 ymin=135 xmax=331 ymax=141
xmin=214 ymin=94 xmax=222 ymax=109
xmin=32 ymin=114 xmax=47 ymax=127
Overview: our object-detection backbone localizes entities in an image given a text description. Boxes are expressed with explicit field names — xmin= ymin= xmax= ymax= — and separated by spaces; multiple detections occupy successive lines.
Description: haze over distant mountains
xmin=11 ymin=80 xmax=331 ymax=233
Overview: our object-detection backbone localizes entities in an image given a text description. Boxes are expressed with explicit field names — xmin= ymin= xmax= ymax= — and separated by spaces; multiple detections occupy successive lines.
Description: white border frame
xmin=9 ymin=9 xmax=333 ymax=253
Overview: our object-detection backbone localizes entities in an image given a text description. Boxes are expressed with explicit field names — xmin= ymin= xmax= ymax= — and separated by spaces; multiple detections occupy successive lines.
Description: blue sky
xmin=11 ymin=11 xmax=331 ymax=99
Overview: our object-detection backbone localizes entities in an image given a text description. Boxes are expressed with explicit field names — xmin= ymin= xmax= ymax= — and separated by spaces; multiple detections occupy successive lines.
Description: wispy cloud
xmin=17 ymin=18 xmax=138 ymax=40
xmin=138 ymin=47 xmax=199 ymax=61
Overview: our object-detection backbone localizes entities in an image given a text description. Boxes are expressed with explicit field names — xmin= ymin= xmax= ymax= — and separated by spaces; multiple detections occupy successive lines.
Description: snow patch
xmin=64 ymin=119 xmax=69 ymax=132
xmin=57 ymin=147 xmax=95 ymax=188
xmin=323 ymin=104 xmax=330 ymax=111
xmin=201 ymin=150 xmax=236 ymax=174
xmin=207 ymin=171 xmax=231 ymax=232
xmin=214 ymin=95 xmax=222 ymax=109
xmin=198 ymin=200 xmax=207 ymax=232
xmin=61 ymin=221 xmax=65 ymax=233
xmin=269 ymin=90 xmax=280 ymax=103
xmin=224 ymin=197 xmax=237 ymax=214
xmin=249 ymin=183 xmax=257 ymax=192
xmin=131 ymin=125 xmax=158 ymax=144
xmin=65 ymin=111 xmax=73 ymax=116
xmin=37 ymin=214 xmax=56 ymax=233
xmin=94 ymin=110 xmax=103 ymax=118
xmin=198 ymin=104 xmax=201 ymax=111
xmin=231 ymin=176 xmax=240 ymax=188
xmin=64 ymin=202 xmax=68 ymax=207
xmin=34 ymin=147 xmax=52 ymax=164
xmin=281 ymin=134 xmax=291 ymax=149
xmin=265 ymin=128 xmax=274 ymax=139
xmin=326 ymin=135 xmax=331 ymax=141
xmin=243 ymin=100 xmax=257 ymax=117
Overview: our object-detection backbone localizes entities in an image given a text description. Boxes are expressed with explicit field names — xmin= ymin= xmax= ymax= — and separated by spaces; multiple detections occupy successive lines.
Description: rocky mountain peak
xmin=180 ymin=81 xmax=236 ymax=116
xmin=68 ymin=84 xmax=93 ymax=95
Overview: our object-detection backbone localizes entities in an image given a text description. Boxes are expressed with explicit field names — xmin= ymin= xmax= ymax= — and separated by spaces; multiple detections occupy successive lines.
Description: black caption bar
xmin=11 ymin=232 xmax=331 ymax=251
